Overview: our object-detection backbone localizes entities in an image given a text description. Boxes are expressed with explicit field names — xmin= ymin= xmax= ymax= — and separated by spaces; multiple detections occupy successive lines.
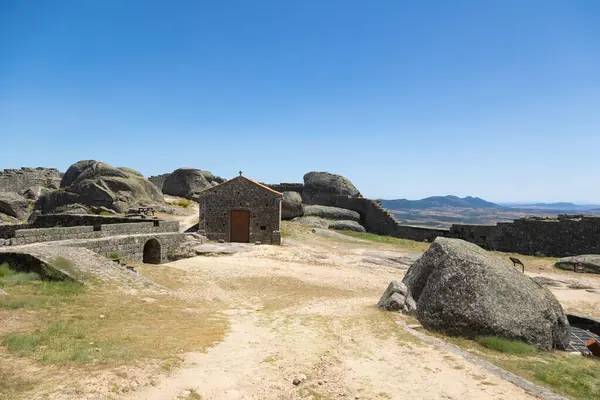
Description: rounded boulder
xmin=282 ymin=191 xmax=304 ymax=220
xmin=398 ymin=237 xmax=570 ymax=350
xmin=302 ymin=171 xmax=361 ymax=206
xmin=163 ymin=168 xmax=213 ymax=199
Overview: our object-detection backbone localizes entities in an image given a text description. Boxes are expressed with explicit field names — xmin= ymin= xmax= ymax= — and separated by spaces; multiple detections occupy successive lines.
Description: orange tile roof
xmin=195 ymin=175 xmax=282 ymax=196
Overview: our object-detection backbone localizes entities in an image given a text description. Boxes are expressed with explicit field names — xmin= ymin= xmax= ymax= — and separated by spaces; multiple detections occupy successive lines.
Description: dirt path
xmin=121 ymin=238 xmax=540 ymax=400
xmin=126 ymin=302 xmax=536 ymax=400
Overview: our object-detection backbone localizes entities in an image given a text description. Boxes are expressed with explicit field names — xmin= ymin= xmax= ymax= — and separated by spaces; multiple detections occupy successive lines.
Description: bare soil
xmin=2 ymin=222 xmax=599 ymax=400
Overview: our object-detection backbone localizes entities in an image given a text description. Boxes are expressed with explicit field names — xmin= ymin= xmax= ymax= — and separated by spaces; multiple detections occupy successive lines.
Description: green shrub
xmin=108 ymin=251 xmax=121 ymax=260
xmin=0 ymin=263 xmax=41 ymax=286
xmin=4 ymin=272 xmax=41 ymax=286
xmin=0 ymin=262 xmax=14 ymax=277
xmin=475 ymin=336 xmax=537 ymax=355
xmin=39 ymin=281 xmax=84 ymax=296
xmin=99 ymin=211 xmax=113 ymax=216
xmin=176 ymin=200 xmax=192 ymax=208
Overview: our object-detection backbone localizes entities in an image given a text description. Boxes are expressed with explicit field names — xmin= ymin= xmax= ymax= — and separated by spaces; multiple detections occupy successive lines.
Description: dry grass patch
xmin=0 ymin=362 xmax=37 ymax=400
xmin=333 ymin=231 xmax=430 ymax=252
xmin=133 ymin=262 xmax=191 ymax=290
xmin=2 ymin=291 xmax=228 ymax=365
xmin=432 ymin=333 xmax=600 ymax=400
xmin=1 ymin=261 xmax=229 ymax=398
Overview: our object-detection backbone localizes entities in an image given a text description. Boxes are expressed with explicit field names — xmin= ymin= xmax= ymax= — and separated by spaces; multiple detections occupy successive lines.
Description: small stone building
xmin=197 ymin=174 xmax=283 ymax=245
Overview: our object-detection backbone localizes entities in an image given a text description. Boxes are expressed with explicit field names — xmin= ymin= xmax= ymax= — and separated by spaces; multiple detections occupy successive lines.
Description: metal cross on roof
xmin=239 ymin=170 xmax=243 ymax=176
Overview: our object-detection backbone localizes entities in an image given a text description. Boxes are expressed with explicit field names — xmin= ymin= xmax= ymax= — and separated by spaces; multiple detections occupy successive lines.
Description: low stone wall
xmin=0 ymin=224 xmax=30 ymax=239
xmin=333 ymin=196 xmax=600 ymax=257
xmin=62 ymin=232 xmax=186 ymax=263
xmin=32 ymin=214 xmax=155 ymax=228
xmin=0 ymin=220 xmax=180 ymax=247
xmin=13 ymin=226 xmax=102 ymax=245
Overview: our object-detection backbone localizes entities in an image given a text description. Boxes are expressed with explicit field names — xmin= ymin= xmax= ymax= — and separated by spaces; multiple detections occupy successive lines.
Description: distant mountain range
xmin=380 ymin=196 xmax=502 ymax=210
xmin=499 ymin=202 xmax=600 ymax=211
xmin=378 ymin=195 xmax=600 ymax=228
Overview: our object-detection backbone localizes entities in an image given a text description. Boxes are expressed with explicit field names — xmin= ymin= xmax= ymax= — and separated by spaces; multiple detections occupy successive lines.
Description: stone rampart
xmin=333 ymin=196 xmax=600 ymax=257
xmin=148 ymin=174 xmax=170 ymax=191
xmin=0 ymin=167 xmax=61 ymax=193
xmin=264 ymin=183 xmax=304 ymax=194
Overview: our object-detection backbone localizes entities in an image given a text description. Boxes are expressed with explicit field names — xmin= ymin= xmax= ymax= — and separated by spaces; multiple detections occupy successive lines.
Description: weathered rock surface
xmin=163 ymin=168 xmax=213 ymax=199
xmin=377 ymin=280 xmax=417 ymax=314
xmin=282 ymin=191 xmax=304 ymax=220
xmin=311 ymin=228 xmax=366 ymax=242
xmin=302 ymin=172 xmax=361 ymax=206
xmin=328 ymin=220 xmax=365 ymax=232
xmin=0 ymin=192 xmax=29 ymax=220
xmin=555 ymin=255 xmax=600 ymax=274
xmin=291 ymin=216 xmax=329 ymax=229
xmin=0 ymin=289 xmax=8 ymax=296
xmin=169 ymin=238 xmax=251 ymax=261
xmin=398 ymin=237 xmax=570 ymax=350
xmin=36 ymin=160 xmax=163 ymax=214
xmin=20 ymin=185 xmax=53 ymax=201
xmin=303 ymin=205 xmax=361 ymax=222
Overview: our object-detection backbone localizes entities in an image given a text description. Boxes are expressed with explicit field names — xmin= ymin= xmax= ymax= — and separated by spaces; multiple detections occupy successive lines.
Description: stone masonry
xmin=0 ymin=167 xmax=62 ymax=193
xmin=148 ymin=173 xmax=170 ymax=191
xmin=0 ymin=217 xmax=184 ymax=263
xmin=335 ymin=195 xmax=600 ymax=257
xmin=199 ymin=175 xmax=282 ymax=245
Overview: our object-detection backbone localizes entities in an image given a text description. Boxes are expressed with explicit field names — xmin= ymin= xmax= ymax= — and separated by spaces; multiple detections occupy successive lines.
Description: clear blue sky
xmin=2 ymin=1 xmax=599 ymax=203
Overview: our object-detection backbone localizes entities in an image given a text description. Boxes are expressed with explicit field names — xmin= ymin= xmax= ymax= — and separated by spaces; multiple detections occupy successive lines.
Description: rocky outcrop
xmin=20 ymin=186 xmax=53 ymax=201
xmin=555 ymin=255 xmax=600 ymax=274
xmin=327 ymin=220 xmax=366 ymax=232
xmin=393 ymin=237 xmax=570 ymax=350
xmin=0 ymin=192 xmax=29 ymax=220
xmin=162 ymin=168 xmax=223 ymax=199
xmin=303 ymin=205 xmax=361 ymax=222
xmin=290 ymin=216 xmax=329 ymax=229
xmin=302 ymin=172 xmax=361 ymax=206
xmin=36 ymin=160 xmax=163 ymax=214
xmin=377 ymin=281 xmax=417 ymax=314
xmin=282 ymin=191 xmax=304 ymax=220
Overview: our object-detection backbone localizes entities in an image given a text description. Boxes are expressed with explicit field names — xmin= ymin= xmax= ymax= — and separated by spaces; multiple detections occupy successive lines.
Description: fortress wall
xmin=148 ymin=173 xmax=170 ymax=191
xmin=334 ymin=196 xmax=600 ymax=257
xmin=0 ymin=168 xmax=62 ymax=193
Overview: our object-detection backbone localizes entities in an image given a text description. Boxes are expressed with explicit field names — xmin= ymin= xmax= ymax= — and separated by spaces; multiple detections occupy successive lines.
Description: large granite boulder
xmin=0 ymin=192 xmax=29 ymax=220
xmin=163 ymin=168 xmax=214 ymax=199
xmin=390 ymin=237 xmax=570 ymax=350
xmin=282 ymin=191 xmax=304 ymax=220
xmin=303 ymin=205 xmax=361 ymax=222
xmin=555 ymin=255 xmax=600 ymax=274
xmin=302 ymin=172 xmax=361 ymax=206
xmin=328 ymin=220 xmax=366 ymax=232
xmin=36 ymin=160 xmax=163 ymax=214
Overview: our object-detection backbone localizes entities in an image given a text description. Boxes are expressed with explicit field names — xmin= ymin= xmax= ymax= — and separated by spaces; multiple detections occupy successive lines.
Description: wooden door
xmin=230 ymin=210 xmax=250 ymax=243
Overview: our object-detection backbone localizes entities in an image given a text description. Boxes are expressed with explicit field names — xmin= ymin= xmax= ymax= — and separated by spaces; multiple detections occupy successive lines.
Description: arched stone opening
xmin=143 ymin=239 xmax=161 ymax=264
